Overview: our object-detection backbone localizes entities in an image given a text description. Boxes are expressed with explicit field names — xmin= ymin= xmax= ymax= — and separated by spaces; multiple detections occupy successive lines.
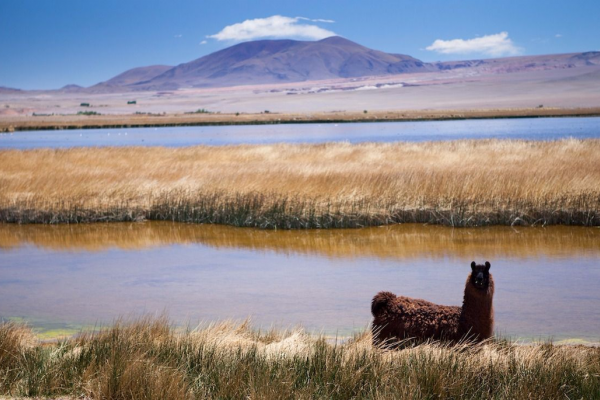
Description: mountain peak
xmin=317 ymin=36 xmax=357 ymax=46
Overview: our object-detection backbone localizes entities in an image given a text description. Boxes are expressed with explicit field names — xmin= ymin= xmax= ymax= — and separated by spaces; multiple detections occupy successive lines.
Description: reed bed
xmin=1 ymin=139 xmax=599 ymax=228
xmin=0 ymin=317 xmax=599 ymax=399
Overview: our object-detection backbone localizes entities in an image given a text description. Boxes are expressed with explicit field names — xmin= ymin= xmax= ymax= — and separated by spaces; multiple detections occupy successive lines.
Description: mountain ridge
xmin=128 ymin=36 xmax=429 ymax=90
xmin=90 ymin=65 xmax=173 ymax=92
xmin=120 ymin=38 xmax=599 ymax=90
xmin=11 ymin=38 xmax=600 ymax=92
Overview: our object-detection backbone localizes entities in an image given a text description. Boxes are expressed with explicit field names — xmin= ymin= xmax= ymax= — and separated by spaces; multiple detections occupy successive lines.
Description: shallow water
xmin=1 ymin=117 xmax=600 ymax=149
xmin=1 ymin=222 xmax=599 ymax=341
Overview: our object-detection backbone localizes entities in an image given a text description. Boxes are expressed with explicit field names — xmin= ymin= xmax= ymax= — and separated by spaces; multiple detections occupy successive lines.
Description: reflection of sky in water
xmin=1 ymin=117 xmax=600 ymax=149
xmin=1 ymin=223 xmax=599 ymax=340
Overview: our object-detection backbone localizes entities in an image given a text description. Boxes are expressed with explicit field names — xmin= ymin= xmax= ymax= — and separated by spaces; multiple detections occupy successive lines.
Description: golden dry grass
xmin=1 ymin=318 xmax=599 ymax=399
xmin=1 ymin=139 xmax=599 ymax=227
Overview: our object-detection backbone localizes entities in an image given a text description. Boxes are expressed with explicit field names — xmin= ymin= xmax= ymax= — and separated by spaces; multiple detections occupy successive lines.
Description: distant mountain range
xmin=0 ymin=86 xmax=23 ymax=94
xmin=74 ymin=36 xmax=600 ymax=91
xmin=99 ymin=65 xmax=173 ymax=88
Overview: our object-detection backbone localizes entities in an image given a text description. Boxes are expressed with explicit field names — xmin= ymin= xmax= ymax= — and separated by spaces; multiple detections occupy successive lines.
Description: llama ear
xmin=485 ymin=261 xmax=491 ymax=271
xmin=471 ymin=261 xmax=476 ymax=270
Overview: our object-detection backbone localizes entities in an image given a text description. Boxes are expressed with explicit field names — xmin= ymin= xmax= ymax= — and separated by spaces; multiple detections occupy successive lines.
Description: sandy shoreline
xmin=2 ymin=107 xmax=600 ymax=132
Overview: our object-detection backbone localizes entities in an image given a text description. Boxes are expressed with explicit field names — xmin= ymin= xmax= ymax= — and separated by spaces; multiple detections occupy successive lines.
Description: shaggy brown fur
xmin=371 ymin=261 xmax=494 ymax=346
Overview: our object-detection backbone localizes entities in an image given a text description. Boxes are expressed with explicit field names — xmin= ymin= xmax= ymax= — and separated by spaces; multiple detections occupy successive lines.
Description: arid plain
xmin=2 ymin=63 xmax=600 ymax=132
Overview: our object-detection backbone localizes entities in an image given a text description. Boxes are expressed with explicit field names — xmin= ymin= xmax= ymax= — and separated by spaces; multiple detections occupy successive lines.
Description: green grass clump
xmin=1 ymin=317 xmax=599 ymax=399
xmin=185 ymin=108 xmax=211 ymax=114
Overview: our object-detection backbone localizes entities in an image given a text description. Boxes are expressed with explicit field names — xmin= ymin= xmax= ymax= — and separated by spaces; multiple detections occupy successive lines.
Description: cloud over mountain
xmin=207 ymin=15 xmax=336 ymax=41
xmin=426 ymin=32 xmax=521 ymax=57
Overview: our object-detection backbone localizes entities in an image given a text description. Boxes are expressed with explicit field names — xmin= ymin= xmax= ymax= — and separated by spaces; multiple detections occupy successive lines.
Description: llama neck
xmin=459 ymin=276 xmax=494 ymax=340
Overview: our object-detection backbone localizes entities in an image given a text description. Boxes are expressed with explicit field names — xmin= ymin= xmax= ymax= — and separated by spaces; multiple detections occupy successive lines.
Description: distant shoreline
xmin=2 ymin=107 xmax=600 ymax=132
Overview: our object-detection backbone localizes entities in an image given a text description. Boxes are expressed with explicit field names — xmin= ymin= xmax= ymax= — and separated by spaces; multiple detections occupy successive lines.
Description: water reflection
xmin=1 ymin=222 xmax=599 ymax=260
xmin=0 ymin=222 xmax=599 ymax=341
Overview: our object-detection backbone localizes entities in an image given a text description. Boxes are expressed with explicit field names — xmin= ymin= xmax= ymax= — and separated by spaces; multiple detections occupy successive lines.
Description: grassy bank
xmin=1 ymin=318 xmax=599 ymax=399
xmin=2 ymin=107 xmax=600 ymax=132
xmin=1 ymin=139 xmax=599 ymax=228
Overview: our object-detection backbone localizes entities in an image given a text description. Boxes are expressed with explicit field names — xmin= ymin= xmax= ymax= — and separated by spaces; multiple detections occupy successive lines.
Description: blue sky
xmin=1 ymin=0 xmax=599 ymax=90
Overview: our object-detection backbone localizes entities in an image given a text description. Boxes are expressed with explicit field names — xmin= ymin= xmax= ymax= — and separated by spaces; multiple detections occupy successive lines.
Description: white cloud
xmin=555 ymin=34 xmax=563 ymax=38
xmin=200 ymin=40 xmax=207 ymax=45
xmin=206 ymin=15 xmax=336 ymax=42
xmin=426 ymin=32 xmax=522 ymax=57
xmin=174 ymin=34 xmax=182 ymax=38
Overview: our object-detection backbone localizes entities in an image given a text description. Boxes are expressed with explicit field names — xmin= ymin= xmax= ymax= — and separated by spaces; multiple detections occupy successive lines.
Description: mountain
xmin=434 ymin=51 xmax=600 ymax=73
xmin=0 ymin=86 xmax=22 ymax=94
xmin=91 ymin=65 xmax=173 ymax=91
xmin=128 ymin=37 xmax=429 ymax=90
xmin=93 ymin=38 xmax=600 ymax=91
xmin=57 ymin=84 xmax=85 ymax=93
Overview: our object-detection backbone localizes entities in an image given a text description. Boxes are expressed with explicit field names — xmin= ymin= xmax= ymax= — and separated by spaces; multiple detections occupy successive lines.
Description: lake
xmin=1 ymin=117 xmax=600 ymax=149
xmin=1 ymin=222 xmax=599 ymax=342
xmin=1 ymin=117 xmax=599 ymax=341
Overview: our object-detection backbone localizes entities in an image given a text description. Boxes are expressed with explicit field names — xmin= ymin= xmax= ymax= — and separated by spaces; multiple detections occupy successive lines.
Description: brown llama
xmin=371 ymin=261 xmax=494 ymax=346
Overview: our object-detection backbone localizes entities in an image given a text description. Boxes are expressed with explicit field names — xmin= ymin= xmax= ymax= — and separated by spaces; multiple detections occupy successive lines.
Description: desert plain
xmin=2 ymin=61 xmax=600 ymax=131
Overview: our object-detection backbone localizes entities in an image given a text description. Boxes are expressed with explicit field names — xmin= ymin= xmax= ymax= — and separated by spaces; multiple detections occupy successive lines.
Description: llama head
xmin=470 ymin=261 xmax=491 ymax=290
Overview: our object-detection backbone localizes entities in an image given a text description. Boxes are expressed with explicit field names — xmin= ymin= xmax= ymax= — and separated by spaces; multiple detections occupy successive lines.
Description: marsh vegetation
xmin=1 ymin=139 xmax=599 ymax=227
xmin=2 ymin=108 xmax=600 ymax=132
xmin=1 ymin=317 xmax=599 ymax=399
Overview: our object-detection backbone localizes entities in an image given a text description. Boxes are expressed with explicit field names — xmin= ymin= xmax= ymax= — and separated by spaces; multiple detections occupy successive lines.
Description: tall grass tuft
xmin=1 ymin=139 xmax=599 ymax=228
xmin=0 ymin=317 xmax=599 ymax=399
